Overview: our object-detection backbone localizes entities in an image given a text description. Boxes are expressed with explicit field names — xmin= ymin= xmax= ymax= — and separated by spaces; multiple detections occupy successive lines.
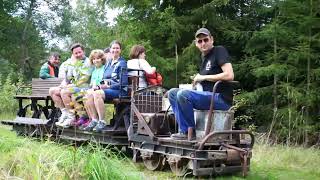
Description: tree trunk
xmin=304 ymin=0 xmax=313 ymax=146
xmin=175 ymin=43 xmax=178 ymax=87
xmin=267 ymin=16 xmax=278 ymax=144
xmin=21 ymin=0 xmax=36 ymax=76
xmin=0 ymin=0 xmax=3 ymax=13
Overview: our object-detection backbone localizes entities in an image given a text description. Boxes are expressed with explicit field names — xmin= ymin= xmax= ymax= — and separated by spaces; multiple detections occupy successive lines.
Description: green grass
xmin=0 ymin=122 xmax=319 ymax=179
xmin=0 ymin=125 xmax=143 ymax=179
xmin=0 ymin=112 xmax=15 ymax=121
xmin=248 ymin=144 xmax=320 ymax=180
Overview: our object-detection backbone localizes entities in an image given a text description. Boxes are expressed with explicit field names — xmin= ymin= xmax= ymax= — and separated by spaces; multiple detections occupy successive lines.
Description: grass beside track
xmin=0 ymin=123 xmax=319 ymax=179
xmin=0 ymin=125 xmax=143 ymax=180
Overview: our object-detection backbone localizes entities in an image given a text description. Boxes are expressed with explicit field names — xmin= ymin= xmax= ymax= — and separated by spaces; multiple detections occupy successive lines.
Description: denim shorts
xmin=69 ymin=87 xmax=90 ymax=94
xmin=102 ymin=88 xmax=121 ymax=101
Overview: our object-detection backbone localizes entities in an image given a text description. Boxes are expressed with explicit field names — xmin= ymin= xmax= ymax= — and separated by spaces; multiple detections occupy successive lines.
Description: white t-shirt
xmin=127 ymin=58 xmax=154 ymax=89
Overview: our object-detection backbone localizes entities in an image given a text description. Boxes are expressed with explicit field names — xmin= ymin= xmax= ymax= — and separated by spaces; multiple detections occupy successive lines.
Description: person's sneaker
xmin=55 ymin=110 xmax=68 ymax=126
xmin=75 ymin=117 xmax=89 ymax=127
xmin=55 ymin=118 xmax=65 ymax=126
xmin=83 ymin=120 xmax=98 ymax=131
xmin=93 ymin=121 xmax=106 ymax=133
xmin=70 ymin=118 xmax=79 ymax=127
xmin=59 ymin=118 xmax=73 ymax=128
xmin=170 ymin=132 xmax=187 ymax=140
xmin=59 ymin=112 xmax=76 ymax=128
xmin=79 ymin=120 xmax=91 ymax=130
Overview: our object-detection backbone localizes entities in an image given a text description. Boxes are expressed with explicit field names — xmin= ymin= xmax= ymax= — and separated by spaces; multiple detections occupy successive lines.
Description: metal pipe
xmin=204 ymin=81 xmax=222 ymax=136
xmin=198 ymin=130 xmax=255 ymax=150
xmin=203 ymin=81 xmax=240 ymax=137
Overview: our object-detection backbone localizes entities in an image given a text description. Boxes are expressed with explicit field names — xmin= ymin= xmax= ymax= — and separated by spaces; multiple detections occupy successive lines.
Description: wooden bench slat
xmin=17 ymin=78 xmax=63 ymax=99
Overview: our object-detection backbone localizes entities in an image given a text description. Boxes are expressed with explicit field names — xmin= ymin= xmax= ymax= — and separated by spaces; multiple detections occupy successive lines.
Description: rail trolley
xmin=0 ymin=71 xmax=254 ymax=177
xmin=128 ymin=81 xmax=254 ymax=177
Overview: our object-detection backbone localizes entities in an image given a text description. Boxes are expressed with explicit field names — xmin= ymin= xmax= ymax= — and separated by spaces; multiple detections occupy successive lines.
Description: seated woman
xmin=83 ymin=40 xmax=128 ymax=132
xmin=127 ymin=45 xmax=156 ymax=89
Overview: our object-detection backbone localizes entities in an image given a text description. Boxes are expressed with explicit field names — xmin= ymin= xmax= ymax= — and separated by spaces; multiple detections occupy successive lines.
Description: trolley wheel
xmin=168 ymin=158 xmax=189 ymax=177
xmin=142 ymin=154 xmax=165 ymax=171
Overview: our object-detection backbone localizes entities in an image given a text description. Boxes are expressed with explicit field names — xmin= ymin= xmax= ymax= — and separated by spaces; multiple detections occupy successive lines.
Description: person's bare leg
xmin=84 ymin=92 xmax=98 ymax=120
xmin=49 ymin=87 xmax=69 ymax=125
xmin=83 ymin=90 xmax=100 ymax=131
xmin=61 ymin=89 xmax=73 ymax=110
xmin=93 ymin=90 xmax=106 ymax=121
xmin=60 ymin=88 xmax=75 ymax=127
xmin=49 ymin=87 xmax=64 ymax=108
xmin=92 ymin=90 xmax=107 ymax=132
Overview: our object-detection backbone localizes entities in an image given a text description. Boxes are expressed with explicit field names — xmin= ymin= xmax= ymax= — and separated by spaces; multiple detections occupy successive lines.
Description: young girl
xmin=76 ymin=49 xmax=106 ymax=128
xmin=89 ymin=49 xmax=107 ymax=90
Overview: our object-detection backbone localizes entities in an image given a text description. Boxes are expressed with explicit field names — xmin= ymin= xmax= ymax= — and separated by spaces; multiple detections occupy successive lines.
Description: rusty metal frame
xmin=198 ymin=130 xmax=255 ymax=150
xmin=131 ymin=103 xmax=156 ymax=140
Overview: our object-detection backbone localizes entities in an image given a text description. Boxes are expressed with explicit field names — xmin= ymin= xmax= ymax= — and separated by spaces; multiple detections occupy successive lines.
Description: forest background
xmin=0 ymin=0 xmax=319 ymax=146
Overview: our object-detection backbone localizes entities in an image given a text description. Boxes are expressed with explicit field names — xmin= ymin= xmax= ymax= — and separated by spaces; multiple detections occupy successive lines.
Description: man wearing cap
xmin=168 ymin=27 xmax=234 ymax=140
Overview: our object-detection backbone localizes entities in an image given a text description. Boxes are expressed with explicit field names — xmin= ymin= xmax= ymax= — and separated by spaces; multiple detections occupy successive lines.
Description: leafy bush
xmin=0 ymin=71 xmax=29 ymax=115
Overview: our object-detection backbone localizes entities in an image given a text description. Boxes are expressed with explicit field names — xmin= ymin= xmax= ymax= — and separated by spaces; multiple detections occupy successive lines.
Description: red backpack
xmin=145 ymin=72 xmax=163 ymax=86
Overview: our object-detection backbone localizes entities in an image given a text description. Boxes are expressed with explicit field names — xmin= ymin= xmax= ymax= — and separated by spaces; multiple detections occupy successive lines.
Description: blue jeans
xmin=168 ymin=88 xmax=231 ymax=133
xmin=102 ymin=89 xmax=127 ymax=101
xmin=103 ymin=88 xmax=121 ymax=101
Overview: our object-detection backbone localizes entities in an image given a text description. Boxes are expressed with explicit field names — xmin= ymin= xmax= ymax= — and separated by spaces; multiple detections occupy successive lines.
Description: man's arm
xmin=194 ymin=63 xmax=234 ymax=82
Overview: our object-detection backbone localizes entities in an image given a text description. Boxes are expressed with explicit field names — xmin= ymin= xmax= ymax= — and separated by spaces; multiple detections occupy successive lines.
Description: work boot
xmin=170 ymin=132 xmax=187 ymax=140
xmin=171 ymin=131 xmax=196 ymax=141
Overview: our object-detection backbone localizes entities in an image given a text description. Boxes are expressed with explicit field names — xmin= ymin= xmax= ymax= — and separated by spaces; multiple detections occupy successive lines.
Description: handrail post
xmin=203 ymin=80 xmax=222 ymax=136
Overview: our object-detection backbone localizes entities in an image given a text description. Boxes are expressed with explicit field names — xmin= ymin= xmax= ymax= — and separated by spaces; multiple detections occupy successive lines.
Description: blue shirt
xmin=103 ymin=57 xmax=128 ymax=91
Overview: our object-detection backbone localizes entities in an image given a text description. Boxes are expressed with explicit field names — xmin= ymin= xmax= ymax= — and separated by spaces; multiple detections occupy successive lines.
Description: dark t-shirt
xmin=199 ymin=46 xmax=233 ymax=105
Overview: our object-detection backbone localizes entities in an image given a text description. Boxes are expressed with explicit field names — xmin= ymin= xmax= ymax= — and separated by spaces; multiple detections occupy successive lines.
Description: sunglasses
xmin=196 ymin=38 xmax=209 ymax=44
